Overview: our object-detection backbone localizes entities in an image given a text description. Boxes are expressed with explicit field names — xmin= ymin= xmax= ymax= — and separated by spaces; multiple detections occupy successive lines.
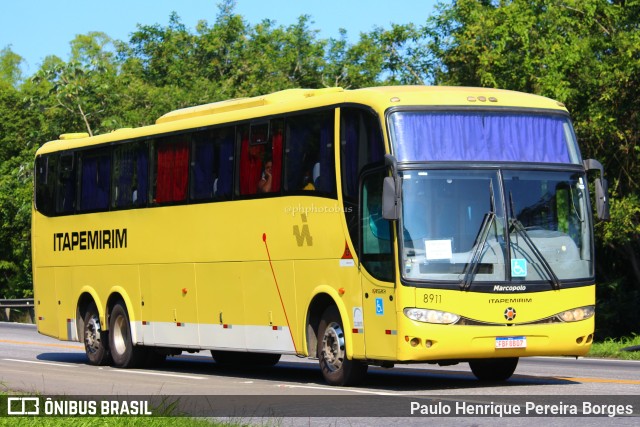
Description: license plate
xmin=495 ymin=336 xmax=527 ymax=349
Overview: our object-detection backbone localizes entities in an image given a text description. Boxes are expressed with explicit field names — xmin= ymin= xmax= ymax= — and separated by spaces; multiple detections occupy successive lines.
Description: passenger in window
xmin=302 ymin=169 xmax=315 ymax=191
xmin=257 ymin=159 xmax=273 ymax=193
xmin=302 ymin=162 xmax=319 ymax=191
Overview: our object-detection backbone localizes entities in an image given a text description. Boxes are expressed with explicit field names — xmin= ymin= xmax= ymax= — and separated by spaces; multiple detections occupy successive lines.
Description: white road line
xmin=3 ymin=358 xmax=73 ymax=367
xmin=103 ymin=368 xmax=205 ymax=380
xmin=278 ymin=384 xmax=401 ymax=396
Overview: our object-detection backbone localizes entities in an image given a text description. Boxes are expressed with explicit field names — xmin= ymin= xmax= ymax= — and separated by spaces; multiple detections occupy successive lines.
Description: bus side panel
xmin=196 ymin=263 xmax=246 ymax=350
xmin=242 ymin=261 xmax=297 ymax=353
xmin=34 ymin=267 xmax=59 ymax=339
xmin=361 ymin=270 xmax=398 ymax=360
xmin=295 ymin=259 xmax=366 ymax=359
xmin=146 ymin=263 xmax=199 ymax=348
xmin=53 ymin=267 xmax=76 ymax=341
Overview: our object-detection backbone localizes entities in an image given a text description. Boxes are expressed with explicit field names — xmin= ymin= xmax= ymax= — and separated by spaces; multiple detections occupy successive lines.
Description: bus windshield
xmin=389 ymin=111 xmax=582 ymax=164
xmin=400 ymin=169 xmax=593 ymax=285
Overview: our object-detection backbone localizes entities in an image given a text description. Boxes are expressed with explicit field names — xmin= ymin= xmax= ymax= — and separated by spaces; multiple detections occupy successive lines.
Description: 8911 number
xmin=423 ymin=293 xmax=442 ymax=304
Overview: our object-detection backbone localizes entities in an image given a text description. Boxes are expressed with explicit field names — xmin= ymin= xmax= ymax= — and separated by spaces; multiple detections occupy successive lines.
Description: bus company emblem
xmin=293 ymin=213 xmax=313 ymax=246
xmin=53 ymin=228 xmax=127 ymax=251
xmin=504 ymin=307 xmax=517 ymax=321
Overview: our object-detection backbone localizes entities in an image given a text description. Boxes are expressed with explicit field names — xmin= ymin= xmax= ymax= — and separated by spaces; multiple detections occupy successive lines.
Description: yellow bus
xmin=32 ymin=86 xmax=609 ymax=386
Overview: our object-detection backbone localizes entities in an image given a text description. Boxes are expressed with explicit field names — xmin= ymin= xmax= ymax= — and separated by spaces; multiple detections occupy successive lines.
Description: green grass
xmin=0 ymin=417 xmax=235 ymax=427
xmin=0 ymin=392 xmax=260 ymax=427
xmin=588 ymin=335 xmax=640 ymax=360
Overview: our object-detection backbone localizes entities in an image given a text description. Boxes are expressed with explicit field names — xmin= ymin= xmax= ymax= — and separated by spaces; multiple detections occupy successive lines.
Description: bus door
xmin=359 ymin=167 xmax=397 ymax=360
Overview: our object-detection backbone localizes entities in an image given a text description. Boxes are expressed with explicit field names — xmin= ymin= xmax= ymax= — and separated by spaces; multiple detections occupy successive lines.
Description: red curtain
xmin=155 ymin=140 xmax=189 ymax=203
xmin=240 ymin=138 xmax=263 ymax=195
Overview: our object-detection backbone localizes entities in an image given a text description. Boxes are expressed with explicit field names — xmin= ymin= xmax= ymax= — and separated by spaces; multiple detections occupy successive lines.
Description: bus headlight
xmin=404 ymin=308 xmax=460 ymax=324
xmin=557 ymin=305 xmax=595 ymax=322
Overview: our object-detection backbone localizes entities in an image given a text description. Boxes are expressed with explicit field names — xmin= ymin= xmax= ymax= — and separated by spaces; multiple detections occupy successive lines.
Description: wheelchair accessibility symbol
xmin=375 ymin=298 xmax=384 ymax=315
xmin=511 ymin=259 xmax=527 ymax=277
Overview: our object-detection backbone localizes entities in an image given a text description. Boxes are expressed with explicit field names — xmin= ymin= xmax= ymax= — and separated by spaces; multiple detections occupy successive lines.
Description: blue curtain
xmin=286 ymin=123 xmax=310 ymax=190
xmin=192 ymin=140 xmax=215 ymax=200
xmin=215 ymin=136 xmax=233 ymax=199
xmin=80 ymin=154 xmax=110 ymax=211
xmin=391 ymin=112 xmax=572 ymax=163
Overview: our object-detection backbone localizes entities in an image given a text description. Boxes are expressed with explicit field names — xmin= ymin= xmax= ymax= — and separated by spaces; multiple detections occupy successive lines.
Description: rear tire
xmin=83 ymin=304 xmax=111 ymax=365
xmin=469 ymin=357 xmax=519 ymax=381
xmin=317 ymin=306 xmax=367 ymax=386
xmin=109 ymin=302 xmax=145 ymax=368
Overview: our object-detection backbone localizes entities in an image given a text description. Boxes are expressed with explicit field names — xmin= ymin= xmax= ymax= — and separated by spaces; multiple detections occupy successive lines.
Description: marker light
xmin=557 ymin=305 xmax=595 ymax=322
xmin=403 ymin=308 xmax=460 ymax=324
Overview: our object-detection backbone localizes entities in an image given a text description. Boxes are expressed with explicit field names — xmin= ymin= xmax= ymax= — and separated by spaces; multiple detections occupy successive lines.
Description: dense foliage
xmin=0 ymin=0 xmax=637 ymax=338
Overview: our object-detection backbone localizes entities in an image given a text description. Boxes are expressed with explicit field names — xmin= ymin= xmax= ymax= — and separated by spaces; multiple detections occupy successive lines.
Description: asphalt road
xmin=1 ymin=322 xmax=639 ymax=426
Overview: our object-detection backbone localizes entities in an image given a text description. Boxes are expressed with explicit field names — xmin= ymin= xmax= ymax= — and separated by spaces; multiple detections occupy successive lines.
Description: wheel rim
xmin=321 ymin=321 xmax=345 ymax=372
xmin=112 ymin=314 xmax=127 ymax=356
xmin=85 ymin=315 xmax=102 ymax=354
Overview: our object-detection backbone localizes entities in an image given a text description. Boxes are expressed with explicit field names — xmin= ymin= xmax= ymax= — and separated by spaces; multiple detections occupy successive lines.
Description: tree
xmin=0 ymin=46 xmax=23 ymax=87
xmin=424 ymin=0 xmax=640 ymax=337
xmin=31 ymin=33 xmax=121 ymax=136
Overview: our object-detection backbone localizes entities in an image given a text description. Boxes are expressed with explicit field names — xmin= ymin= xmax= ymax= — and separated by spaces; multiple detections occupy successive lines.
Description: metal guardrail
xmin=0 ymin=298 xmax=35 ymax=323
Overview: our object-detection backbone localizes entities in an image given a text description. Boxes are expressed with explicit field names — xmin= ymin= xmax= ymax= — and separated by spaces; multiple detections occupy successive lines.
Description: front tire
xmin=317 ymin=306 xmax=367 ymax=386
xmin=109 ymin=302 xmax=144 ymax=368
xmin=469 ymin=357 xmax=519 ymax=381
xmin=83 ymin=304 xmax=111 ymax=365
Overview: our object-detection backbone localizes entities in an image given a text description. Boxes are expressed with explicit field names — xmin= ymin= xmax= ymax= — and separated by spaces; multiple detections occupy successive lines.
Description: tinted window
xmin=56 ymin=154 xmax=76 ymax=214
xmin=191 ymin=127 xmax=235 ymax=201
xmin=112 ymin=142 xmax=149 ymax=209
xmin=79 ymin=150 xmax=111 ymax=212
xmin=153 ymin=136 xmax=191 ymax=204
xmin=285 ymin=111 xmax=335 ymax=194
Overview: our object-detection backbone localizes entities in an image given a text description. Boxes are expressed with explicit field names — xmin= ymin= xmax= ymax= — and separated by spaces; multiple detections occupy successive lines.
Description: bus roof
xmin=37 ymin=86 xmax=568 ymax=154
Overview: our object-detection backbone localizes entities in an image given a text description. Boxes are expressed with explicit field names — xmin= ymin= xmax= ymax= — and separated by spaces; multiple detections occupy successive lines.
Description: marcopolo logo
xmin=493 ymin=285 xmax=527 ymax=292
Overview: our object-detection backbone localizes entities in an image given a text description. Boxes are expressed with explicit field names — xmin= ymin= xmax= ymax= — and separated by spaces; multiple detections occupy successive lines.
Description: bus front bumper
xmin=395 ymin=317 xmax=594 ymax=362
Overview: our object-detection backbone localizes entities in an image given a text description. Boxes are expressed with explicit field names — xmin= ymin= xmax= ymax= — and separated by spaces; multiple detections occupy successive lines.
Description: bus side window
xmin=112 ymin=142 xmax=149 ymax=209
xmin=153 ymin=136 xmax=190 ymax=204
xmin=239 ymin=125 xmax=261 ymax=195
xmin=35 ymin=154 xmax=57 ymax=216
xmin=239 ymin=121 xmax=282 ymax=195
xmin=79 ymin=149 xmax=111 ymax=212
xmin=361 ymin=168 xmax=394 ymax=282
xmin=191 ymin=127 xmax=236 ymax=201
xmin=284 ymin=111 xmax=335 ymax=194
xmin=56 ymin=153 xmax=76 ymax=215
xmin=341 ymin=107 xmax=385 ymax=254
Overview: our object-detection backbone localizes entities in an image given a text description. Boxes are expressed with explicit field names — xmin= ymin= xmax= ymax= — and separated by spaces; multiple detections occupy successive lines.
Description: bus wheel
xmin=317 ymin=306 xmax=367 ymax=386
xmin=469 ymin=357 xmax=519 ymax=381
xmin=109 ymin=302 xmax=144 ymax=368
xmin=211 ymin=351 xmax=281 ymax=367
xmin=83 ymin=304 xmax=111 ymax=365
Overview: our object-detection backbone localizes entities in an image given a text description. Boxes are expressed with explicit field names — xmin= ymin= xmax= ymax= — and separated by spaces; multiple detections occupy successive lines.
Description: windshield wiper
xmin=509 ymin=218 xmax=561 ymax=290
xmin=508 ymin=192 xmax=561 ymax=290
xmin=460 ymin=212 xmax=495 ymax=290
xmin=460 ymin=181 xmax=496 ymax=291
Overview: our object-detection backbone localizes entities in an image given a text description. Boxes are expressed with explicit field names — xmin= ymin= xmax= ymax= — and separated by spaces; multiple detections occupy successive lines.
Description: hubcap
xmin=321 ymin=321 xmax=345 ymax=372
xmin=85 ymin=315 xmax=101 ymax=354
xmin=112 ymin=315 xmax=127 ymax=355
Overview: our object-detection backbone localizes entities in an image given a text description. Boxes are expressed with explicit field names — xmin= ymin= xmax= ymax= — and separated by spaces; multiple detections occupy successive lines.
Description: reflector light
xmin=341 ymin=242 xmax=353 ymax=259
